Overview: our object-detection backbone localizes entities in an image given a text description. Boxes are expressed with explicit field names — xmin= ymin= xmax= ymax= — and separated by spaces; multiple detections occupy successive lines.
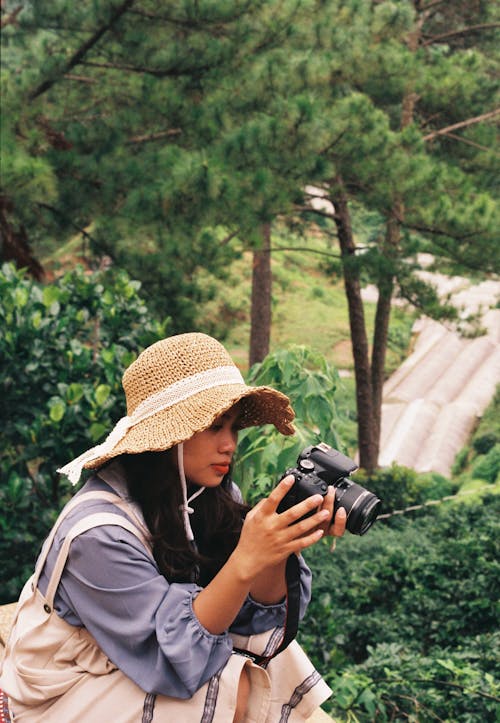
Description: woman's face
xmin=180 ymin=404 xmax=241 ymax=488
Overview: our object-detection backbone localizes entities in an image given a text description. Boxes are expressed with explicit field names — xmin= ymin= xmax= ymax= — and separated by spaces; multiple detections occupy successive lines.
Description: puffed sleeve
xmin=229 ymin=553 xmax=312 ymax=635
xmin=51 ymin=526 xmax=233 ymax=698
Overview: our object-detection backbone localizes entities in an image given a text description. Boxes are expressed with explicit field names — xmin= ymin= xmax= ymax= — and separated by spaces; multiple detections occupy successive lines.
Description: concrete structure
xmin=362 ymin=269 xmax=500 ymax=477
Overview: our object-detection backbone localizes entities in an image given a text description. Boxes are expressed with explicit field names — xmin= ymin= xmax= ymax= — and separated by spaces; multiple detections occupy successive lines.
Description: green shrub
xmin=471 ymin=444 xmax=500 ymax=483
xmin=299 ymin=495 xmax=500 ymax=666
xmin=452 ymin=388 xmax=500 ymax=489
xmin=233 ymin=345 xmax=342 ymax=505
xmin=354 ymin=463 xmax=456 ymax=515
xmin=0 ymin=263 xmax=166 ymax=602
xmin=452 ymin=445 xmax=471 ymax=475
xmin=473 ymin=432 xmax=498 ymax=456
xmin=327 ymin=635 xmax=499 ymax=722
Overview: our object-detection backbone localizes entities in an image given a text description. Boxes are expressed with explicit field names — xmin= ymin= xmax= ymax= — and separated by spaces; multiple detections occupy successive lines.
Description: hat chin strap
xmin=177 ymin=443 xmax=205 ymax=544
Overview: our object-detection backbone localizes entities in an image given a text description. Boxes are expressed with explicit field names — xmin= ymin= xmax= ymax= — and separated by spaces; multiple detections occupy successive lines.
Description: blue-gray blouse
xmin=36 ymin=464 xmax=312 ymax=699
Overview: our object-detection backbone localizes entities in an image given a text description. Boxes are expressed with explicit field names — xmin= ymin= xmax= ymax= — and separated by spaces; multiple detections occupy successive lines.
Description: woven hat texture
xmin=81 ymin=332 xmax=295 ymax=471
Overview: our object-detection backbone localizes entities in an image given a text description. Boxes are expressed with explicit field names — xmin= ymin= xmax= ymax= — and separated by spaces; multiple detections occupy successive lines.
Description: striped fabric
xmin=141 ymin=692 xmax=156 ymax=723
xmin=0 ymin=689 xmax=11 ymax=723
xmin=201 ymin=670 xmax=223 ymax=723
xmin=279 ymin=671 xmax=323 ymax=723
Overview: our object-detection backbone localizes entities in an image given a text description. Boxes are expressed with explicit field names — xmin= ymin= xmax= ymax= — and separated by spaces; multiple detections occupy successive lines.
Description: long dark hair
xmin=120 ymin=451 xmax=249 ymax=585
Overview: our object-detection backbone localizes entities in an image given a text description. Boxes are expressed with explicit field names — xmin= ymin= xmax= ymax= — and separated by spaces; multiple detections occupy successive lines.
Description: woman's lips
xmin=212 ymin=464 xmax=230 ymax=475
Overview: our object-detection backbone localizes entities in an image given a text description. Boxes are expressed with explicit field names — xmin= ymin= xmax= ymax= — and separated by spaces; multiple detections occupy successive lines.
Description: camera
xmin=277 ymin=442 xmax=381 ymax=535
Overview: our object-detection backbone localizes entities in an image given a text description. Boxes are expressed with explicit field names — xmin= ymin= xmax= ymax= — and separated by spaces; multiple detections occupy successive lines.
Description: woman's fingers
xmin=243 ymin=476 xmax=344 ymax=561
xmin=321 ymin=486 xmax=335 ymax=517
xmin=259 ymin=474 xmax=296 ymax=513
xmin=260 ymin=475 xmax=330 ymax=529
xmin=329 ymin=506 xmax=347 ymax=537
xmin=278 ymin=493 xmax=327 ymax=527
xmin=293 ymin=527 xmax=325 ymax=550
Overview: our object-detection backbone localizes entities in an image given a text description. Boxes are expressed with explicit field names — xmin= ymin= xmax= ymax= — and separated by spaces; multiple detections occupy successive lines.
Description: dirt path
xmin=376 ymin=271 xmax=500 ymax=477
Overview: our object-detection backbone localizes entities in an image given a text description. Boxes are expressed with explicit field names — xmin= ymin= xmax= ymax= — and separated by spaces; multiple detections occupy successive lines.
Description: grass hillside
xmin=198 ymin=227 xmax=416 ymax=377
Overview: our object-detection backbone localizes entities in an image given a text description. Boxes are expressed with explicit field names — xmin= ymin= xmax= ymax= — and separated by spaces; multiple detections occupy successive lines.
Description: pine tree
xmin=3 ymin=0 xmax=313 ymax=336
xmin=0 ymin=1 xmax=335 ymax=330
xmin=297 ymin=0 xmax=499 ymax=469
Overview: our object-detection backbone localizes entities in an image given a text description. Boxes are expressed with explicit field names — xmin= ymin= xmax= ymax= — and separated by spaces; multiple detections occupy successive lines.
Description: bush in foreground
xmin=0 ymin=263 xmax=166 ymax=602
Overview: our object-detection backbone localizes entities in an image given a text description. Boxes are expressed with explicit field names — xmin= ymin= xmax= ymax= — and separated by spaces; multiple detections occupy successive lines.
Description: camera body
xmin=277 ymin=442 xmax=381 ymax=535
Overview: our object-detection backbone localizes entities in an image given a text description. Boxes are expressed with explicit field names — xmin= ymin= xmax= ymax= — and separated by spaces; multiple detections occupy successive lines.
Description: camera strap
xmin=233 ymin=553 xmax=301 ymax=667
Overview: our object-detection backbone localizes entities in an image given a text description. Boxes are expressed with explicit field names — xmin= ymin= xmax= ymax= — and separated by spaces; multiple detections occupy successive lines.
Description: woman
xmin=0 ymin=332 xmax=346 ymax=722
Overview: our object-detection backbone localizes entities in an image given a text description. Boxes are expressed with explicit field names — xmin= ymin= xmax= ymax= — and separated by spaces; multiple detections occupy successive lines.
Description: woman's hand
xmin=232 ymin=475 xmax=333 ymax=582
xmin=318 ymin=485 xmax=347 ymax=538
xmin=193 ymin=477 xmax=345 ymax=633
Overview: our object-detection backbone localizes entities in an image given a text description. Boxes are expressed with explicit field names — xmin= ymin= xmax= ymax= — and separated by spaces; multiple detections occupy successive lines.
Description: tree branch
xmin=28 ymin=0 xmax=136 ymax=101
xmin=403 ymin=220 xmax=477 ymax=242
xmin=63 ymin=73 xmax=97 ymax=84
xmin=295 ymin=205 xmax=336 ymax=221
xmin=270 ymin=244 xmax=341 ymax=259
xmin=422 ymin=22 xmax=500 ymax=46
xmin=0 ymin=3 xmax=22 ymax=28
xmin=128 ymin=2 xmax=254 ymax=30
xmin=401 ymin=221 xmax=498 ymax=273
xmin=220 ymin=229 xmax=240 ymax=246
xmin=423 ymin=108 xmax=500 ymax=141
xmin=126 ymin=128 xmax=182 ymax=145
xmin=442 ymin=132 xmax=500 ymax=157
xmin=36 ymin=203 xmax=97 ymax=247
xmin=418 ymin=0 xmax=449 ymax=15
xmin=80 ymin=58 xmax=218 ymax=78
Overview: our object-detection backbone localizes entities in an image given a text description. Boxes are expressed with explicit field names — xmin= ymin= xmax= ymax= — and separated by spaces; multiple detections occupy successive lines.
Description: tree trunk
xmin=333 ymin=179 xmax=377 ymax=471
xmin=0 ymin=196 xmax=44 ymax=280
xmin=367 ymin=11 xmax=425 ymax=459
xmin=370 ymin=13 xmax=424 ymax=456
xmin=371 ymin=216 xmax=398 ymax=459
xmin=249 ymin=223 xmax=272 ymax=367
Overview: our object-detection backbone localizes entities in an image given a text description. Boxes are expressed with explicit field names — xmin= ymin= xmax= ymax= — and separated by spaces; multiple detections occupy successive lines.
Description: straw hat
xmin=58 ymin=333 xmax=295 ymax=485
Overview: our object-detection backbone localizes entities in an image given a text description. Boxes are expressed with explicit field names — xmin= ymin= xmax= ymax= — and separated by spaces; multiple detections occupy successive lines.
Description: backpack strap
xmin=32 ymin=491 xmax=151 ymax=591
xmin=43 ymin=511 xmax=153 ymax=609
xmin=233 ymin=553 xmax=301 ymax=666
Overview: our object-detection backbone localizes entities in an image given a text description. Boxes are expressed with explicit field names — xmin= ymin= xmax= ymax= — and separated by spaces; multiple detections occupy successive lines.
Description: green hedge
xmin=300 ymin=495 xmax=500 ymax=721
xmin=0 ymin=263 xmax=166 ymax=602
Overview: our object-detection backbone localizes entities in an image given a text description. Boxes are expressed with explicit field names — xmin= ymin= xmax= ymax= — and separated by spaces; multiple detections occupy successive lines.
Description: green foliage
xmin=0 ymin=262 xmax=166 ymax=602
xmin=453 ymin=445 xmax=471 ymax=476
xmin=233 ymin=345 xmax=342 ymax=504
xmin=299 ymin=496 xmax=500 ymax=720
xmin=355 ymin=464 xmax=456 ymax=515
xmin=472 ymin=387 xmax=500 ymax=448
xmin=385 ymin=305 xmax=417 ymax=374
xmin=1 ymin=0 xmax=337 ymax=321
xmin=473 ymin=433 xmax=498 ymax=456
xmin=329 ymin=635 xmax=499 ymax=722
xmin=453 ymin=386 xmax=500 ymax=483
xmin=471 ymin=444 xmax=500 ymax=484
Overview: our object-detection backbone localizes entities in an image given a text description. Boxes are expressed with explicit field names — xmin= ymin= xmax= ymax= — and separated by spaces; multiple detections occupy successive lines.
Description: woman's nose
xmin=219 ymin=428 xmax=237 ymax=452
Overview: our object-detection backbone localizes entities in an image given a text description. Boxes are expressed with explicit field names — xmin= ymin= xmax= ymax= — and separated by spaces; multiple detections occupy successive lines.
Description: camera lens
xmin=334 ymin=480 xmax=381 ymax=535
xmin=347 ymin=493 xmax=381 ymax=535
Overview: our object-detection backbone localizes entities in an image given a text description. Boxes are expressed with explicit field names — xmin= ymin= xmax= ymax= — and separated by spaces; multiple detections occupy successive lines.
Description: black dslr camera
xmin=277 ymin=442 xmax=381 ymax=535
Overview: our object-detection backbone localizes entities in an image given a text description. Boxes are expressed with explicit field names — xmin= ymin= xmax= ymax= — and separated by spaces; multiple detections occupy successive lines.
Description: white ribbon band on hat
xmin=58 ymin=365 xmax=245 ymax=485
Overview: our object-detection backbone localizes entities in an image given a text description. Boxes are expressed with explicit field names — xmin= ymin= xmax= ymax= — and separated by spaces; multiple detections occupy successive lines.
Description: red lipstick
xmin=212 ymin=464 xmax=230 ymax=475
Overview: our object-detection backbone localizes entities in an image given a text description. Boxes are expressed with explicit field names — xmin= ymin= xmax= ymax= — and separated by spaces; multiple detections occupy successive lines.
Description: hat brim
xmin=84 ymin=384 xmax=295 ymax=470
